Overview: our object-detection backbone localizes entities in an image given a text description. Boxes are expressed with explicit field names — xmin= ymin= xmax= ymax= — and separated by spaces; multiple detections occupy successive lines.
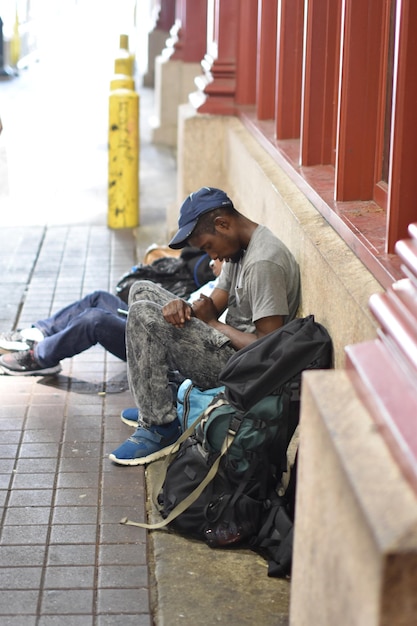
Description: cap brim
xmin=168 ymin=220 xmax=198 ymax=249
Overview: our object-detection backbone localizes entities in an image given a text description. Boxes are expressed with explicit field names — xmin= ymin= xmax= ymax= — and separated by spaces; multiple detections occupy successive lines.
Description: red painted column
xmin=195 ymin=0 xmax=240 ymax=115
xmin=154 ymin=0 xmax=176 ymax=30
xmin=335 ymin=0 xmax=387 ymax=201
xmin=163 ymin=0 xmax=207 ymax=62
xmin=386 ymin=0 xmax=417 ymax=252
xmin=235 ymin=0 xmax=258 ymax=106
xmin=275 ymin=0 xmax=304 ymax=139
xmin=345 ymin=222 xmax=417 ymax=496
xmin=256 ymin=0 xmax=278 ymax=120
xmin=300 ymin=0 xmax=341 ymax=166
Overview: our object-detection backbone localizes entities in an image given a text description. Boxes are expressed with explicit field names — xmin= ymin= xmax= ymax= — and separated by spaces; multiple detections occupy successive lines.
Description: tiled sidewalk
xmin=0 ymin=225 xmax=153 ymax=625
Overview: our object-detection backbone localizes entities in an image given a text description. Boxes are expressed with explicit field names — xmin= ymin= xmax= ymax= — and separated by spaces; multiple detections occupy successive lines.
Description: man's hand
xmin=190 ymin=294 xmax=218 ymax=324
xmin=162 ymin=298 xmax=193 ymax=328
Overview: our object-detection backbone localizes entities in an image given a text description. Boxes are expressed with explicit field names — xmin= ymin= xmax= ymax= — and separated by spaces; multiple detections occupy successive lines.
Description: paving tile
xmin=0 ymin=566 xmax=43 ymax=589
xmin=98 ymin=543 xmax=147 ymax=566
xmin=0 ymin=393 xmax=32 ymax=406
xmin=60 ymin=442 xmax=102 ymax=458
xmin=40 ymin=589 xmax=94 ymax=614
xmin=99 ymin=521 xmax=147 ymax=545
xmin=8 ymin=489 xmax=54 ymax=507
xmin=65 ymin=404 xmax=104 ymax=417
xmin=21 ymin=430 xmax=63 ymax=444
xmin=49 ymin=525 xmax=98 ymax=545
xmin=0 ymin=525 xmax=49 ymax=545
xmin=52 ymin=506 xmax=98 ymax=525
xmin=15 ymin=458 xmax=59 ymax=473
xmin=47 ymin=544 xmax=96 ymax=567
xmin=27 ymin=395 xmax=66 ymax=406
xmin=62 ymin=429 xmax=103 ymax=445
xmin=59 ymin=457 xmax=100 ymax=473
xmin=0 ymin=545 xmax=46 ymax=567
xmin=18 ymin=443 xmax=59 ymax=459
xmin=101 ymin=488 xmax=145 ymax=508
xmin=27 ymin=405 xmax=67 ymax=420
xmin=100 ymin=504 xmax=145 ymax=525
xmin=56 ymin=473 xmax=100 ymax=490
xmin=11 ymin=472 xmax=56 ymax=489
xmin=0 ymin=590 xmax=39 ymax=615
xmin=4 ymin=507 xmax=51 ymax=526
xmin=1 ymin=431 xmax=21 ymax=444
xmin=0 ymin=444 xmax=19 ymax=459
xmin=0 ymin=408 xmax=26 ymax=420
xmin=96 ymin=587 xmax=150 ymax=614
xmin=43 ymin=565 xmax=95 ymax=589
xmin=17 ymin=443 xmax=60 ymax=459
xmin=0 ymin=475 xmax=11 ymax=489
xmin=98 ymin=564 xmax=149 ymax=588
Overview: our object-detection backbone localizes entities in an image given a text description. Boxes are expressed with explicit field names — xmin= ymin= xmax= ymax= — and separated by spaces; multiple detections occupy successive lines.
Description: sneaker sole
xmin=108 ymin=442 xmax=177 ymax=466
xmin=120 ymin=415 xmax=139 ymax=428
xmin=0 ymin=343 xmax=30 ymax=354
xmin=0 ymin=364 xmax=62 ymax=376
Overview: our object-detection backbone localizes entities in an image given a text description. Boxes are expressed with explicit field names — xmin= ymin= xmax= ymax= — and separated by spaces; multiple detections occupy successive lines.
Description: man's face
xmin=189 ymin=230 xmax=242 ymax=264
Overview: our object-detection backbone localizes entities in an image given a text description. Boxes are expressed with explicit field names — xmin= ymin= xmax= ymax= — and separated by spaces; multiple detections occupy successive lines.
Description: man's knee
xmin=78 ymin=307 xmax=108 ymax=329
xmin=128 ymin=299 xmax=165 ymax=336
xmin=128 ymin=280 xmax=166 ymax=305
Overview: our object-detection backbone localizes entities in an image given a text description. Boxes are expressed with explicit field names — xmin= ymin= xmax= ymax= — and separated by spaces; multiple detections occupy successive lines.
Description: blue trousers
xmin=127 ymin=281 xmax=235 ymax=426
xmin=34 ymin=291 xmax=128 ymax=367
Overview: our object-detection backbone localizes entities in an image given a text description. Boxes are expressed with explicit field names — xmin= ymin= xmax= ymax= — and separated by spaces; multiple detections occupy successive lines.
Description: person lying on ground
xmin=109 ymin=186 xmax=301 ymax=466
xmin=0 ymin=259 xmax=223 ymax=377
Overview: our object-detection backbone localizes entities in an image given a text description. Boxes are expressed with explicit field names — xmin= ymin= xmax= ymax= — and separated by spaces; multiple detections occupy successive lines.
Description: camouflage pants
xmin=126 ymin=281 xmax=235 ymax=426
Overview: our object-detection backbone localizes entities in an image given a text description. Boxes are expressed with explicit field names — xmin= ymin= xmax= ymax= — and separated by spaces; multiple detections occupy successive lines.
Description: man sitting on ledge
xmin=109 ymin=186 xmax=301 ymax=466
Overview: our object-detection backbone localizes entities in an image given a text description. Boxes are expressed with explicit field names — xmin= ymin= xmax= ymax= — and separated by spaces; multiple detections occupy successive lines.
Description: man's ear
xmin=213 ymin=215 xmax=230 ymax=232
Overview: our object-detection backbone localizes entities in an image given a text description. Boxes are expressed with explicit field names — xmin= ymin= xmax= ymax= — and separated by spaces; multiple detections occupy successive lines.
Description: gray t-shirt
xmin=216 ymin=225 xmax=300 ymax=333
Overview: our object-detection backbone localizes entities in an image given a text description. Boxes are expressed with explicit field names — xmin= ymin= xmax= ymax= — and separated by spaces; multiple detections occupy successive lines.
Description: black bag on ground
xmin=160 ymin=393 xmax=290 ymax=546
xmin=250 ymin=490 xmax=295 ymax=577
xmin=115 ymin=248 xmax=213 ymax=303
xmin=247 ymin=449 xmax=298 ymax=577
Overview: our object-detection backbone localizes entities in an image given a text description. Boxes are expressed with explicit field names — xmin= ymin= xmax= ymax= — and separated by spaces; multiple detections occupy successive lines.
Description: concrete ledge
xmin=145 ymin=461 xmax=291 ymax=626
xmin=290 ymin=370 xmax=417 ymax=626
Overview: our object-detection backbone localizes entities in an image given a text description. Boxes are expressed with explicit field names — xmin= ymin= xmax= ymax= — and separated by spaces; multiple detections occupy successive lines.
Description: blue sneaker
xmin=120 ymin=407 xmax=139 ymax=427
xmin=109 ymin=418 xmax=181 ymax=466
xmin=120 ymin=382 xmax=178 ymax=428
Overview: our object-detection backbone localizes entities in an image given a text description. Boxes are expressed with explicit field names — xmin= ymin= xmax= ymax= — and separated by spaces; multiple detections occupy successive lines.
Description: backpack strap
xmin=120 ymin=397 xmax=230 ymax=531
xmin=148 ymin=396 xmax=228 ymax=507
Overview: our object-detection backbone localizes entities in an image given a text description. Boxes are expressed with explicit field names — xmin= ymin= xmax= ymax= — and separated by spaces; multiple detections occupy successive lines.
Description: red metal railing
xmin=346 ymin=223 xmax=417 ymax=495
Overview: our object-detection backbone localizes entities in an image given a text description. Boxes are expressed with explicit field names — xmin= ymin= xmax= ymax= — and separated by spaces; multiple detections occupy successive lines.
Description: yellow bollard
xmin=119 ymin=34 xmax=129 ymax=50
xmin=108 ymin=86 xmax=139 ymax=229
xmin=110 ymin=75 xmax=135 ymax=91
xmin=111 ymin=59 xmax=135 ymax=91
xmin=10 ymin=9 xmax=20 ymax=68
xmin=115 ymin=34 xmax=135 ymax=77
xmin=114 ymin=55 xmax=134 ymax=79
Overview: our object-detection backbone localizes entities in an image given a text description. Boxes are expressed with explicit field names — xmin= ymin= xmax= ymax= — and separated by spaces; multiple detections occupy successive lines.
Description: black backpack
xmin=121 ymin=315 xmax=333 ymax=577
xmin=115 ymin=248 xmax=214 ymax=303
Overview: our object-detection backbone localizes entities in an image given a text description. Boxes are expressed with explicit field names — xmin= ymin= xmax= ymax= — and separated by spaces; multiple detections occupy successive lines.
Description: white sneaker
xmin=20 ymin=327 xmax=44 ymax=342
xmin=0 ymin=327 xmax=43 ymax=353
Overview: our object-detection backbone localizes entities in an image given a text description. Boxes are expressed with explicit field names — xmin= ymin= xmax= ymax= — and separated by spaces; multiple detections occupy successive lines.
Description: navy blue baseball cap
xmin=169 ymin=187 xmax=234 ymax=249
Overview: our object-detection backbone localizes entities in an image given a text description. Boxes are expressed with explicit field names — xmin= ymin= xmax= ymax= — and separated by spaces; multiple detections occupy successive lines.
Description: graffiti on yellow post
xmin=108 ymin=88 xmax=139 ymax=229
